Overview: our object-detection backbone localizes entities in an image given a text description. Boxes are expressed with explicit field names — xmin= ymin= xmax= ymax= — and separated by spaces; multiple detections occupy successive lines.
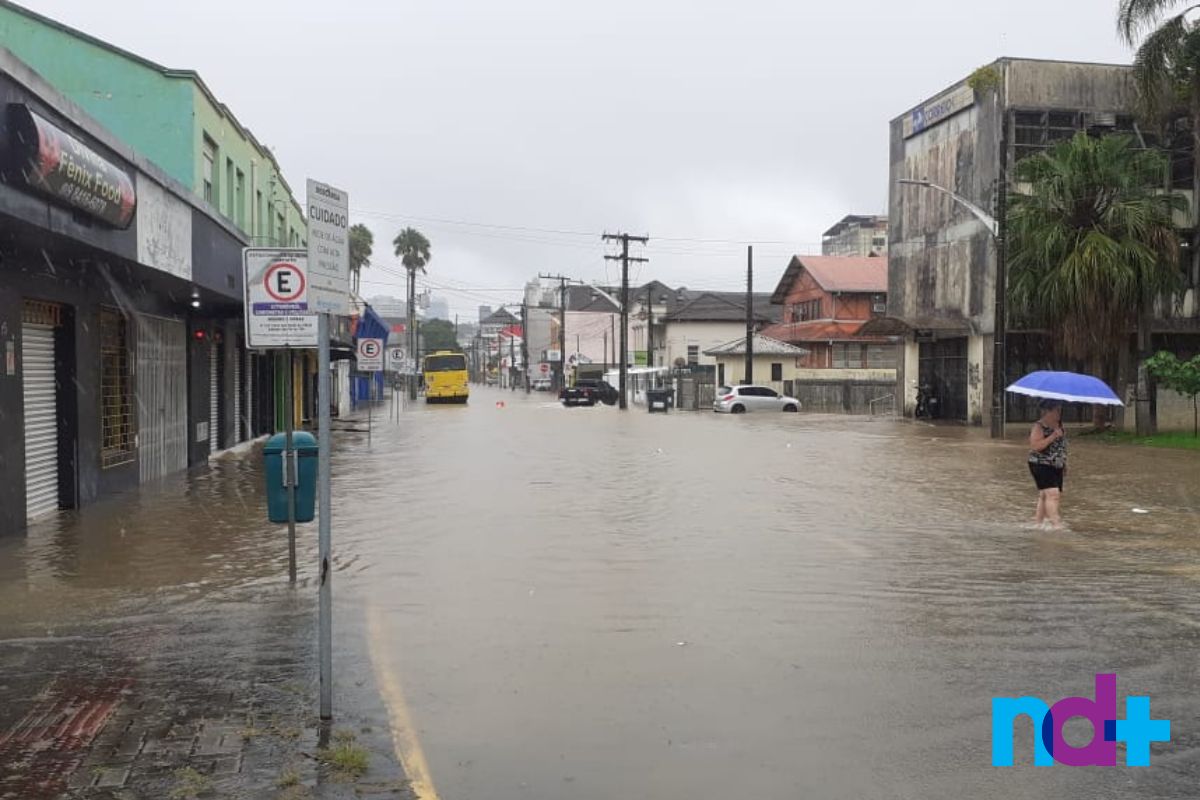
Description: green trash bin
xmin=263 ymin=432 xmax=318 ymax=523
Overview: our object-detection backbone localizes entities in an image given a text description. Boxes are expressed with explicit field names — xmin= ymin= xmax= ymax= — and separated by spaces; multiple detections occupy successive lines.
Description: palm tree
xmin=1008 ymin=132 xmax=1185 ymax=426
xmin=392 ymin=227 xmax=432 ymax=400
xmin=348 ymin=223 xmax=373 ymax=294
xmin=392 ymin=227 xmax=432 ymax=272
xmin=1118 ymin=1 xmax=1200 ymax=266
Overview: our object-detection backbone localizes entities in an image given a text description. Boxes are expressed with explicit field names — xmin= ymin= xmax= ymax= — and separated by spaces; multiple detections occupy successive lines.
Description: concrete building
xmin=0 ymin=47 xmax=268 ymax=535
xmin=871 ymin=57 xmax=1200 ymax=426
xmin=427 ymin=296 xmax=450 ymax=321
xmin=821 ymin=215 xmax=888 ymax=257
xmin=0 ymin=0 xmax=307 ymax=247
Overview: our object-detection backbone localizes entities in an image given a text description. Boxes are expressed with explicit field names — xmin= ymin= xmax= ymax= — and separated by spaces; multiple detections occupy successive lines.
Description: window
xmin=202 ymin=139 xmax=216 ymax=204
xmin=276 ymin=213 xmax=285 ymax=246
xmin=235 ymin=169 xmax=246 ymax=229
xmin=686 ymin=345 xmax=699 ymax=365
xmin=225 ymin=158 xmax=234 ymax=217
xmin=100 ymin=308 xmax=134 ymax=468
xmin=256 ymin=191 xmax=264 ymax=237
xmin=771 ymin=362 xmax=783 ymax=381
xmin=791 ymin=299 xmax=822 ymax=322
xmin=871 ymin=236 xmax=886 ymax=247
xmin=832 ymin=343 xmax=866 ymax=368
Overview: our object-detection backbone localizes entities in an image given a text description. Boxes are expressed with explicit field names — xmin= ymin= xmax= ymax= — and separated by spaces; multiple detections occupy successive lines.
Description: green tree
xmin=1119 ymin=1 xmax=1200 ymax=267
xmin=392 ymin=227 xmax=432 ymax=272
xmin=348 ymin=224 xmax=373 ymax=294
xmin=1008 ymin=132 xmax=1186 ymax=425
xmin=1145 ymin=350 xmax=1200 ymax=434
xmin=420 ymin=318 xmax=459 ymax=352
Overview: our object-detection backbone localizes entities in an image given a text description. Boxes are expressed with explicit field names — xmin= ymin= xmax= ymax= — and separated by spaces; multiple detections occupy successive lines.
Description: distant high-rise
xmin=427 ymin=296 xmax=451 ymax=320
xmin=478 ymin=305 xmax=493 ymax=322
xmin=821 ymin=215 xmax=888 ymax=257
xmin=368 ymin=295 xmax=409 ymax=318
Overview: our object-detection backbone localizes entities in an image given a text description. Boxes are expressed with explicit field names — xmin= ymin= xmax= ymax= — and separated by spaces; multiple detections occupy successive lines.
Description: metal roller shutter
xmin=209 ymin=340 xmax=219 ymax=453
xmin=233 ymin=342 xmax=243 ymax=442
xmin=137 ymin=315 xmax=188 ymax=482
xmin=245 ymin=352 xmax=254 ymax=440
xmin=22 ymin=323 xmax=58 ymax=520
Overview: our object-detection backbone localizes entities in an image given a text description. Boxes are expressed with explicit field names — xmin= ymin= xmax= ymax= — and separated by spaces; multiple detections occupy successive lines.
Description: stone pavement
xmin=0 ymin=586 xmax=412 ymax=800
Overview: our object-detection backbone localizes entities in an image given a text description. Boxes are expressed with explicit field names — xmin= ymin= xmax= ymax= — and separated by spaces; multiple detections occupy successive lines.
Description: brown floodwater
xmin=2 ymin=386 xmax=1198 ymax=798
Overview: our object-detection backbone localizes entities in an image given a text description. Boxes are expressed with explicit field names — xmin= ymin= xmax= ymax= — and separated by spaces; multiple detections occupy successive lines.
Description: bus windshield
xmin=425 ymin=354 xmax=467 ymax=372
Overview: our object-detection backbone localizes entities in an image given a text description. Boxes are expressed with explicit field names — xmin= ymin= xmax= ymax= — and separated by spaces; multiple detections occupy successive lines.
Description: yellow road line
xmin=366 ymin=603 xmax=442 ymax=800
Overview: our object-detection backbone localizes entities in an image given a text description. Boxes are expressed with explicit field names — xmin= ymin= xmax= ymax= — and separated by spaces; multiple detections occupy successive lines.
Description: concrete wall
xmin=0 ymin=5 xmax=195 ymax=185
xmin=1128 ymin=388 xmax=1199 ymax=434
xmin=789 ymin=380 xmax=898 ymax=415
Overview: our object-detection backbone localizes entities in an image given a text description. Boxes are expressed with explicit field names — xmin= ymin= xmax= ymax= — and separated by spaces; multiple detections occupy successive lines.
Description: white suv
xmin=713 ymin=385 xmax=801 ymax=414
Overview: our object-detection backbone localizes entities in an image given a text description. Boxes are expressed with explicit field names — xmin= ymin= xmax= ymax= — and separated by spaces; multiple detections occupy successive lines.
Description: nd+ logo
xmin=992 ymin=674 xmax=1170 ymax=767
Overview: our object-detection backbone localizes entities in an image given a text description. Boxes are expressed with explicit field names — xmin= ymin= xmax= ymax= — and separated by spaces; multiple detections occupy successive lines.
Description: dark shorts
xmin=1029 ymin=463 xmax=1064 ymax=492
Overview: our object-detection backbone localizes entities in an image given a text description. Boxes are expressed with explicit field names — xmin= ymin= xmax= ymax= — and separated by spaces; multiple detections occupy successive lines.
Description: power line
xmin=353 ymin=207 xmax=827 ymax=248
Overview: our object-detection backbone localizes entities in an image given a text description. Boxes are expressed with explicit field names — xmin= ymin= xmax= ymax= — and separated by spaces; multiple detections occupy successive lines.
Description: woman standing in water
xmin=1028 ymin=400 xmax=1067 ymax=529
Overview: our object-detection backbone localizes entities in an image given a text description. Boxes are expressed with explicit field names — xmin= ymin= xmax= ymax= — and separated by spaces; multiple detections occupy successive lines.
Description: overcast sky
xmin=28 ymin=0 xmax=1134 ymax=318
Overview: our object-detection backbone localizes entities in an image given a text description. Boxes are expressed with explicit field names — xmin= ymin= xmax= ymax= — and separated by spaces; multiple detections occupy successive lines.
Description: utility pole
xmin=521 ymin=298 xmax=530 ymax=393
xmin=745 ymin=245 xmax=754 ymax=384
xmin=645 ymin=285 xmax=653 ymax=371
xmin=603 ymin=232 xmax=649 ymax=410
xmin=539 ymin=273 xmax=572 ymax=391
xmin=510 ymin=326 xmax=516 ymax=391
xmin=991 ymin=154 xmax=1010 ymax=439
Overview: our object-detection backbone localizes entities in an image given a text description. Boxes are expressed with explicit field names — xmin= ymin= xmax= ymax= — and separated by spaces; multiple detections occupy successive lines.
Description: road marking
xmin=366 ymin=603 xmax=441 ymax=800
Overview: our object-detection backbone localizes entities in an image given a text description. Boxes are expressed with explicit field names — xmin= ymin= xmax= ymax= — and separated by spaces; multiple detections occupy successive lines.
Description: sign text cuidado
xmin=306 ymin=179 xmax=350 ymax=315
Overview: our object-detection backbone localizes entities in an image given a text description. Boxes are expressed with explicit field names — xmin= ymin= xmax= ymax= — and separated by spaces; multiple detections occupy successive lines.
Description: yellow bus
xmin=422 ymin=351 xmax=469 ymax=403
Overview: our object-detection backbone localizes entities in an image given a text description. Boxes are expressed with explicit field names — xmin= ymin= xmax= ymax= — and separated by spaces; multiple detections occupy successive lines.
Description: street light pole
xmin=898 ymin=178 xmax=1006 ymax=438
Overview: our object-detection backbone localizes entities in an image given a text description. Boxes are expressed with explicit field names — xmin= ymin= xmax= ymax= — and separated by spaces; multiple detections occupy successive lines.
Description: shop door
xmin=137 ymin=315 xmax=188 ymax=482
xmin=22 ymin=319 xmax=58 ymax=520
xmin=918 ymin=337 xmax=968 ymax=421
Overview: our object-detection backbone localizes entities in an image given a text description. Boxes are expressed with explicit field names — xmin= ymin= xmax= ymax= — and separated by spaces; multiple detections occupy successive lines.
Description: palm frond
xmin=1118 ymin=0 xmax=1191 ymax=44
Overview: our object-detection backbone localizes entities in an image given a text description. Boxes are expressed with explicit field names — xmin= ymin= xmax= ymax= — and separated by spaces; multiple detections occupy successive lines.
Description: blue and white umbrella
xmin=1005 ymin=370 xmax=1123 ymax=406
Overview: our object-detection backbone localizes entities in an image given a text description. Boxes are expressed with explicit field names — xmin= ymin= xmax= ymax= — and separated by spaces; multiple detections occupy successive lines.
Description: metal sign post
xmin=284 ymin=348 xmax=297 ymax=583
xmin=317 ymin=312 xmax=333 ymax=721
xmin=306 ymin=179 xmax=349 ymax=724
xmin=244 ymin=249 xmax=316 ymax=581
xmin=356 ymin=338 xmax=383 ymax=448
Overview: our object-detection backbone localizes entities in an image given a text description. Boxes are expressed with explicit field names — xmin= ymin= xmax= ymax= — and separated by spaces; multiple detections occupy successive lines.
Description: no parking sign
xmin=243 ymin=248 xmax=318 ymax=348
xmin=357 ymin=338 xmax=384 ymax=372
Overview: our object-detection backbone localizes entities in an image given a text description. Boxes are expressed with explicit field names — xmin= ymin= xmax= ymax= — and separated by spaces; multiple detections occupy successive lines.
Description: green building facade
xmin=0 ymin=0 xmax=306 ymax=246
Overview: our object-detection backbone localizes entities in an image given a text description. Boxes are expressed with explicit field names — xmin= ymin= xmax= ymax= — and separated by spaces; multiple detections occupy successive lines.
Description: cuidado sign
xmin=243 ymin=248 xmax=318 ymax=348
xmin=306 ymin=179 xmax=350 ymax=315
xmin=356 ymin=338 xmax=384 ymax=372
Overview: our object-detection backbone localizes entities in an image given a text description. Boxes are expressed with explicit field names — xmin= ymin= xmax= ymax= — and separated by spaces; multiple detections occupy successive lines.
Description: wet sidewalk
xmin=0 ymin=433 xmax=411 ymax=800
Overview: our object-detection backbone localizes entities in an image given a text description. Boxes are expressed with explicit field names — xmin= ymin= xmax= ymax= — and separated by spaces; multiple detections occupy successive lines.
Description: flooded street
xmin=3 ymin=387 xmax=1200 ymax=798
